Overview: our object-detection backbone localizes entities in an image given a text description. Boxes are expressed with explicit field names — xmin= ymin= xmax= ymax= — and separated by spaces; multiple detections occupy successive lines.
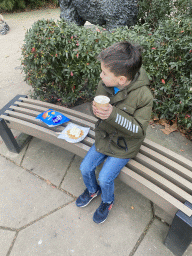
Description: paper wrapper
xmin=58 ymin=123 xmax=90 ymax=143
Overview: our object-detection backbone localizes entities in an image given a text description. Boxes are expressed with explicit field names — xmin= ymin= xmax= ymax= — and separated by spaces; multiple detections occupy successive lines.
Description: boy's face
xmin=100 ymin=62 xmax=130 ymax=89
xmin=100 ymin=62 xmax=121 ymax=88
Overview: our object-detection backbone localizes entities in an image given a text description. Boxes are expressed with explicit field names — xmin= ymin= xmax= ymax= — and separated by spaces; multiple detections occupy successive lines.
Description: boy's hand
xmin=92 ymin=101 xmax=113 ymax=120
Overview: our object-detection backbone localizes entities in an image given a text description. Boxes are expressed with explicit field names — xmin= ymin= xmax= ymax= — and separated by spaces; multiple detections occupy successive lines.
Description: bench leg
xmin=0 ymin=118 xmax=21 ymax=153
xmin=0 ymin=94 xmax=32 ymax=153
xmin=164 ymin=201 xmax=192 ymax=256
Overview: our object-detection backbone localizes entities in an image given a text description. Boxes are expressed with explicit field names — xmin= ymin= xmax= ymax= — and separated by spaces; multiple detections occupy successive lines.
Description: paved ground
xmin=0 ymin=7 xmax=192 ymax=256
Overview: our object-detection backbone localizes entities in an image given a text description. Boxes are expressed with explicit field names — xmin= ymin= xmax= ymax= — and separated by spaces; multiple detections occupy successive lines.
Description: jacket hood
xmin=126 ymin=67 xmax=150 ymax=93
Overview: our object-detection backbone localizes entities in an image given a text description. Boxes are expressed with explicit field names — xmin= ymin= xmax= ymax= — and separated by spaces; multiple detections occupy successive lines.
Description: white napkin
xmin=58 ymin=123 xmax=90 ymax=143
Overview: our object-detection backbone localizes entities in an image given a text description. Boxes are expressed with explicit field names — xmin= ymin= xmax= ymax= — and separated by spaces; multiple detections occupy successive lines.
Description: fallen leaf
xmin=153 ymin=116 xmax=159 ymax=121
xmin=160 ymin=122 xmax=177 ymax=135
xmin=180 ymin=149 xmax=184 ymax=151
xmin=159 ymin=119 xmax=168 ymax=126
xmin=46 ymin=180 xmax=51 ymax=185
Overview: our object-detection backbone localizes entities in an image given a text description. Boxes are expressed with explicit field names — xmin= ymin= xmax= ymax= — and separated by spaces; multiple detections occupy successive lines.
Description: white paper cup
xmin=94 ymin=95 xmax=110 ymax=110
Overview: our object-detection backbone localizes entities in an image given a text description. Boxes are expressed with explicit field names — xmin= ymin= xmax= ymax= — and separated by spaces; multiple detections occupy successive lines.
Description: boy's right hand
xmin=92 ymin=101 xmax=113 ymax=120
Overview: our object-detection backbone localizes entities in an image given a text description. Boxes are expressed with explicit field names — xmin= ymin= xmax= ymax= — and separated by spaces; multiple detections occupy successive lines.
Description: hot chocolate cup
xmin=94 ymin=95 xmax=110 ymax=110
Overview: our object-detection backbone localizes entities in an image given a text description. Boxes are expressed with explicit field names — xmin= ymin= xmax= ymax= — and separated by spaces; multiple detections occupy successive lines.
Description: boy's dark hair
xmin=97 ymin=41 xmax=142 ymax=81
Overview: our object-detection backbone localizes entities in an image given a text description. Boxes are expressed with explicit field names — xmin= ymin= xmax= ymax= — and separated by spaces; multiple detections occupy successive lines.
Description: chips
xmin=36 ymin=109 xmax=70 ymax=127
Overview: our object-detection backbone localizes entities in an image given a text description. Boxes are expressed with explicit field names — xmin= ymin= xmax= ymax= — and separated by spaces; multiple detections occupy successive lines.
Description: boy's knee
xmin=98 ymin=174 xmax=110 ymax=187
xmin=80 ymin=162 xmax=87 ymax=175
xmin=80 ymin=160 xmax=93 ymax=175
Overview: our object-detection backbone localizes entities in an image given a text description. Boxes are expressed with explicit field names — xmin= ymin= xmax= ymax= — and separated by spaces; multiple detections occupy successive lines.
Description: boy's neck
xmin=116 ymin=80 xmax=132 ymax=90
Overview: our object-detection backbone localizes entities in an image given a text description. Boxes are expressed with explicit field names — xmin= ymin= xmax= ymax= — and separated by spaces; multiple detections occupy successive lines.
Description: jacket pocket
xmin=118 ymin=105 xmax=136 ymax=115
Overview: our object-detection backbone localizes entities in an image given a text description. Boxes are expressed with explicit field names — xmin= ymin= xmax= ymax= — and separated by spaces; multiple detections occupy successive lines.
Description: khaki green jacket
xmin=94 ymin=67 xmax=153 ymax=158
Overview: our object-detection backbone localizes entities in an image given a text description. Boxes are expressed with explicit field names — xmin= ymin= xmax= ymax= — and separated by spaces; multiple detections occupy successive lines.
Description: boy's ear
xmin=119 ymin=76 xmax=128 ymax=85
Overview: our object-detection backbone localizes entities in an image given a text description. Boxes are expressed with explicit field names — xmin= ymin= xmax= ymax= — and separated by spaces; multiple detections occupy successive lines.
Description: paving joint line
xmin=0 ymin=152 xmax=77 ymax=199
xmin=129 ymin=217 xmax=155 ymax=256
xmin=19 ymin=139 xmax=31 ymax=166
xmin=151 ymin=200 xmax=170 ymax=227
xmin=0 ymin=226 xmax=17 ymax=232
xmin=6 ymin=231 xmax=19 ymax=256
xmin=5 ymin=200 xmax=75 ymax=256
xmin=18 ymin=200 xmax=75 ymax=232
xmin=154 ymin=215 xmax=170 ymax=227
xmin=58 ymin=154 xmax=76 ymax=189
xmin=128 ymin=200 xmax=155 ymax=256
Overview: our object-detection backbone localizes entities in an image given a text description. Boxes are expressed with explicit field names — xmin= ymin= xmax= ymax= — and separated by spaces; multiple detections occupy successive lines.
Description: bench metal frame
xmin=0 ymin=95 xmax=192 ymax=256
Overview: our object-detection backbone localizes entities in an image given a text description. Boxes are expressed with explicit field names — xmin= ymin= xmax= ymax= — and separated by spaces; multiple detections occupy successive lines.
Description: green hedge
xmin=21 ymin=16 xmax=192 ymax=131
xmin=132 ymin=17 xmax=192 ymax=130
xmin=22 ymin=20 xmax=111 ymax=105
xmin=137 ymin=0 xmax=192 ymax=27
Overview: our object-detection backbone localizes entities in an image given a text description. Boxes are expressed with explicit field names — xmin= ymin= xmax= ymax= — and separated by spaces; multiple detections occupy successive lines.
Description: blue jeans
xmin=80 ymin=144 xmax=130 ymax=204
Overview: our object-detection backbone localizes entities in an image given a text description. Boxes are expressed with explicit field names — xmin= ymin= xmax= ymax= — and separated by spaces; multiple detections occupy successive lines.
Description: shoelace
xmin=98 ymin=202 xmax=110 ymax=213
xmin=82 ymin=189 xmax=90 ymax=199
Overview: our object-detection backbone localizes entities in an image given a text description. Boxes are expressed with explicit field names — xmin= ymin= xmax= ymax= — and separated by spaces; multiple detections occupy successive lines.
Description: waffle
xmin=67 ymin=129 xmax=84 ymax=139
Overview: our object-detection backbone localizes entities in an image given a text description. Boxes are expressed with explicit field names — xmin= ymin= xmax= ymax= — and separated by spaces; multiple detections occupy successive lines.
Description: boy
xmin=76 ymin=41 xmax=153 ymax=224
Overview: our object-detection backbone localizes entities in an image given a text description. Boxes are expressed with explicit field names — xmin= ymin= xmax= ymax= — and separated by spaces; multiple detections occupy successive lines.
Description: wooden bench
xmin=0 ymin=94 xmax=192 ymax=256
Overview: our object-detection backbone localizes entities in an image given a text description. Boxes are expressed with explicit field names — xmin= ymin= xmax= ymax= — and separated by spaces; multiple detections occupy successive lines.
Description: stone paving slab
xmin=146 ymin=124 xmax=192 ymax=161
xmin=10 ymin=199 xmax=152 ymax=256
xmin=184 ymin=244 xmax=192 ymax=256
xmin=134 ymin=218 xmax=192 ymax=256
xmin=21 ymin=138 xmax=75 ymax=186
xmin=134 ymin=219 xmax=174 ymax=256
xmin=0 ymin=229 xmax=16 ymax=256
xmin=1 ymin=8 xmax=61 ymax=109
xmin=0 ymin=155 xmax=73 ymax=229
xmin=0 ymin=130 xmax=29 ymax=166
xmin=61 ymin=155 xmax=84 ymax=196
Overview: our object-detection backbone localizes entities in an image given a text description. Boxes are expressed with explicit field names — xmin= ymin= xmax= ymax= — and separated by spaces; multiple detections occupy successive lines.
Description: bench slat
xmin=1 ymin=115 xmax=91 ymax=157
xmin=19 ymin=97 xmax=98 ymax=123
xmin=8 ymin=107 xmax=96 ymax=139
xmin=5 ymin=110 xmax=64 ymax=132
xmin=10 ymin=106 xmax=40 ymax=117
xmin=4 ymin=110 xmax=95 ymax=146
xmin=140 ymin=145 xmax=192 ymax=182
xmin=135 ymin=153 xmax=192 ymax=193
xmin=119 ymin=166 xmax=192 ymax=218
xmin=14 ymin=101 xmax=95 ymax=130
xmin=127 ymin=159 xmax=192 ymax=204
xmin=143 ymin=138 xmax=192 ymax=171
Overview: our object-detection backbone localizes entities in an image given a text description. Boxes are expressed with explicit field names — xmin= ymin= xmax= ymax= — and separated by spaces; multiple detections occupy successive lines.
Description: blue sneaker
xmin=76 ymin=187 xmax=101 ymax=207
xmin=93 ymin=201 xmax=114 ymax=224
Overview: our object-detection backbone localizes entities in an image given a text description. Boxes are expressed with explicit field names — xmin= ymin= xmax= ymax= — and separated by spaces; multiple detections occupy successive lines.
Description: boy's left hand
xmin=92 ymin=101 xmax=113 ymax=120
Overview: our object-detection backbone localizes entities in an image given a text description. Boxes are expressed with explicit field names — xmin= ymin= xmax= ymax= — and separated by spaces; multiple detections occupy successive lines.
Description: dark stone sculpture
xmin=59 ymin=0 xmax=138 ymax=31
